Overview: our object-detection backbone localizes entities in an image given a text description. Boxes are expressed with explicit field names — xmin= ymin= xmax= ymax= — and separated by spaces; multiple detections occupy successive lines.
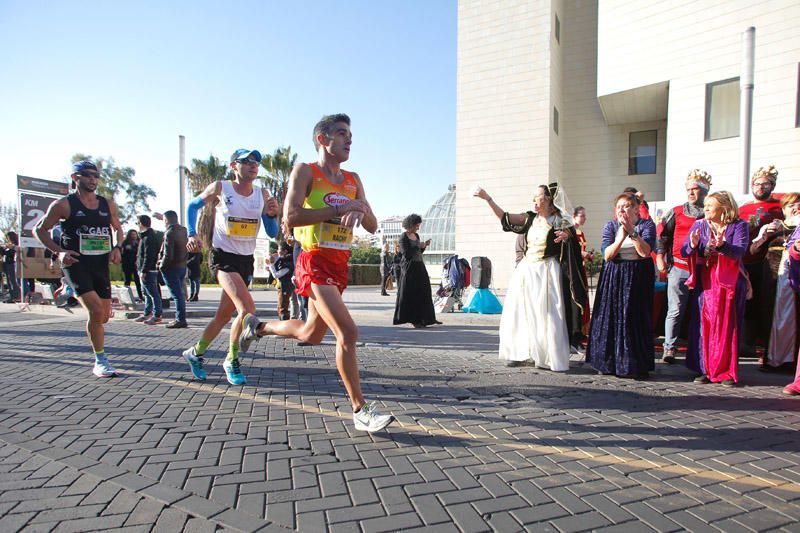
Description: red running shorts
xmin=294 ymin=250 xmax=349 ymax=297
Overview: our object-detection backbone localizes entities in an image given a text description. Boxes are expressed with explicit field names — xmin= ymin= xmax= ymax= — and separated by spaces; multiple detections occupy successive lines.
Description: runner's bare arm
xmin=352 ymin=173 xmax=377 ymax=233
xmin=34 ymin=198 xmax=70 ymax=254
xmin=199 ymin=181 xmax=222 ymax=206
xmin=284 ymin=163 xmax=366 ymax=228
xmin=261 ymin=189 xmax=280 ymax=217
xmin=108 ymin=199 xmax=123 ymax=265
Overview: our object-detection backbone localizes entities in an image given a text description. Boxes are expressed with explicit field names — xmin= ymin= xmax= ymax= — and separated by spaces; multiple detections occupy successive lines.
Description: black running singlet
xmin=60 ymin=194 xmax=112 ymax=256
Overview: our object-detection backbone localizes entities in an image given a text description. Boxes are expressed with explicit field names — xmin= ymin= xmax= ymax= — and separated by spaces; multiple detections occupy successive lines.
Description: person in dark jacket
xmin=158 ymin=210 xmax=189 ymax=328
xmin=136 ymin=215 xmax=163 ymax=324
xmin=121 ymin=229 xmax=143 ymax=301
xmin=186 ymin=251 xmax=202 ymax=301
xmin=2 ymin=231 xmax=19 ymax=302
xmin=380 ymin=242 xmax=393 ymax=295
xmin=391 ymin=242 xmax=402 ymax=286
xmin=270 ymin=242 xmax=298 ymax=320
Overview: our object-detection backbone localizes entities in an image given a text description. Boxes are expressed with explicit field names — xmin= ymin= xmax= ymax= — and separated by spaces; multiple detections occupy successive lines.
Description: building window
xmin=628 ymin=130 xmax=657 ymax=175
xmin=705 ymin=77 xmax=740 ymax=141
xmin=553 ymin=107 xmax=559 ymax=135
xmin=554 ymin=14 xmax=560 ymax=44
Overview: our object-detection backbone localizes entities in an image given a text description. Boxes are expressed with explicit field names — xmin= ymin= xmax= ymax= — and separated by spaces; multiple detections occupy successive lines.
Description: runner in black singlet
xmin=35 ymin=160 xmax=124 ymax=377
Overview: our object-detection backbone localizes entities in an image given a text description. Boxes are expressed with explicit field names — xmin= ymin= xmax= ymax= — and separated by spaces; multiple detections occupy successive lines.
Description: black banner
xmin=17 ymin=175 xmax=69 ymax=196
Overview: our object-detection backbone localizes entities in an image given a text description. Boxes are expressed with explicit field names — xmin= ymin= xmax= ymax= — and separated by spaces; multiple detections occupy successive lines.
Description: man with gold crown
xmin=656 ymin=169 xmax=711 ymax=373
xmin=739 ymin=165 xmax=784 ymax=358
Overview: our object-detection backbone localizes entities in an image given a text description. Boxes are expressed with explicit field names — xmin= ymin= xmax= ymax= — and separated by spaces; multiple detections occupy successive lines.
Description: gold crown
xmin=751 ymin=165 xmax=778 ymax=183
xmin=686 ymin=169 xmax=712 ymax=187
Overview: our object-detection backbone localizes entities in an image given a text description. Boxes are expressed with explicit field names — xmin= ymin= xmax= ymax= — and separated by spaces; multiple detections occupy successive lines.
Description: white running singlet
xmin=212 ymin=181 xmax=265 ymax=256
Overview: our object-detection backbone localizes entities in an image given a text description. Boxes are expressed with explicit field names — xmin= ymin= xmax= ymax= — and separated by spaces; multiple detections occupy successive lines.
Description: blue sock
xmin=94 ymin=351 xmax=106 ymax=364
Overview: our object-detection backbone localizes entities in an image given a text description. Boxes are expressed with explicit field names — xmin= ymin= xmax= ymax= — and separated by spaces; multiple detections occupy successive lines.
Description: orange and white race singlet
xmin=297 ymin=163 xmax=358 ymax=255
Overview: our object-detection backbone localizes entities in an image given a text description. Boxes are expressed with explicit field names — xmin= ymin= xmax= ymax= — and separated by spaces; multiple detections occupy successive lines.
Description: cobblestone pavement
xmin=0 ymin=288 xmax=799 ymax=532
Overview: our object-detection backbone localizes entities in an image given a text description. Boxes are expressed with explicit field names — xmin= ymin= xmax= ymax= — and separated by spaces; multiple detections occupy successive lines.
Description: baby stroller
xmin=434 ymin=255 xmax=470 ymax=313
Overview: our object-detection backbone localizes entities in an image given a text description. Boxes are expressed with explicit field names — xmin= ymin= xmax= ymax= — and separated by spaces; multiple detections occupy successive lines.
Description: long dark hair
xmin=123 ymin=229 xmax=139 ymax=245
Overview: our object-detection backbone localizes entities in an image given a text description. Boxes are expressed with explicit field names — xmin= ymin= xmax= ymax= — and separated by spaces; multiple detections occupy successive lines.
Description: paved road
xmin=0 ymin=287 xmax=798 ymax=532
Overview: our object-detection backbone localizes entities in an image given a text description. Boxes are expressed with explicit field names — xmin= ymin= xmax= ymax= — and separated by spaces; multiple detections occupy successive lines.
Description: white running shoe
xmin=93 ymin=358 xmax=117 ymax=378
xmin=353 ymin=402 xmax=395 ymax=432
xmin=134 ymin=314 xmax=152 ymax=322
xmin=238 ymin=313 xmax=261 ymax=353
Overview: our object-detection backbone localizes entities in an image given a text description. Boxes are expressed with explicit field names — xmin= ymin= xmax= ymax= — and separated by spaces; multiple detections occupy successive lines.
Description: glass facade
xmin=420 ymin=184 xmax=456 ymax=268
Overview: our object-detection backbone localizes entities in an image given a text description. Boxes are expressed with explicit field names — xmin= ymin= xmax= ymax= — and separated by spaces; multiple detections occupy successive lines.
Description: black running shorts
xmin=62 ymin=257 xmax=112 ymax=299
xmin=210 ymin=248 xmax=254 ymax=283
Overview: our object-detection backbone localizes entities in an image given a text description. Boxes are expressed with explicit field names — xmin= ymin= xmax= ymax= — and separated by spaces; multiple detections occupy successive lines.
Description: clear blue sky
xmin=0 ymin=0 xmax=456 ymax=228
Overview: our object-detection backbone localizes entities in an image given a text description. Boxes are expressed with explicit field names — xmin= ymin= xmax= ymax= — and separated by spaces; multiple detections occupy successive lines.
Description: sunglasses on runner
xmin=77 ymin=171 xmax=100 ymax=178
xmin=235 ymin=158 xmax=260 ymax=166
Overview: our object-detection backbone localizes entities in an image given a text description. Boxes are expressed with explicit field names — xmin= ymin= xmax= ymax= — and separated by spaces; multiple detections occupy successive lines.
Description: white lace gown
xmin=498 ymin=216 xmax=570 ymax=371
xmin=767 ymin=248 xmax=799 ymax=366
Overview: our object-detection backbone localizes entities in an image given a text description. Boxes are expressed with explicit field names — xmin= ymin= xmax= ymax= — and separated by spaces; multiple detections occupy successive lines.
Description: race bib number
xmin=226 ymin=216 xmax=258 ymax=238
xmin=319 ymin=221 xmax=353 ymax=250
xmin=79 ymin=233 xmax=111 ymax=255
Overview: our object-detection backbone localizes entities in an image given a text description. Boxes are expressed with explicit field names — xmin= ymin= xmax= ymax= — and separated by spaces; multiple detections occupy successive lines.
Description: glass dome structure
xmin=420 ymin=184 xmax=456 ymax=269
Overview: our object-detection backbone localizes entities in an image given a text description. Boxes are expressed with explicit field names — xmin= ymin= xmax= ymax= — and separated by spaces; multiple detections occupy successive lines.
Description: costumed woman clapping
xmin=474 ymin=183 xmax=588 ymax=370
xmin=586 ymin=192 xmax=657 ymax=379
xmin=682 ymin=191 xmax=749 ymax=387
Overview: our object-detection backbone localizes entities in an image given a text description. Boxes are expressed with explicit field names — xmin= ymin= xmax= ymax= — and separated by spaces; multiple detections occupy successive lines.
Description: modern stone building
xmin=376 ymin=216 xmax=404 ymax=247
xmin=456 ymin=0 xmax=800 ymax=288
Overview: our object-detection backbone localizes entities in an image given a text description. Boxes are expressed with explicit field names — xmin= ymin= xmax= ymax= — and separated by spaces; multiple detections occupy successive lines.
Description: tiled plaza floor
xmin=0 ymin=288 xmax=798 ymax=532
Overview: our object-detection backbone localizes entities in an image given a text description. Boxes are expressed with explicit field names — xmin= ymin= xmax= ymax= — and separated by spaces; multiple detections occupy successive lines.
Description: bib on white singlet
xmin=226 ymin=216 xmax=258 ymax=239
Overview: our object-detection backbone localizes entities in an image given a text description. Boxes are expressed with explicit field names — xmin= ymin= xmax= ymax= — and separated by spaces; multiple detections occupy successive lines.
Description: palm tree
xmin=185 ymin=155 xmax=229 ymax=248
xmin=260 ymin=146 xmax=298 ymax=242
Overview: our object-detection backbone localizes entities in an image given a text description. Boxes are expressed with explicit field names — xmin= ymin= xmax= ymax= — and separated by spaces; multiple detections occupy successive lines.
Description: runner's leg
xmin=217 ymin=270 xmax=256 ymax=354
xmin=76 ymin=291 xmax=111 ymax=353
xmin=182 ymin=288 xmax=236 ymax=381
xmin=198 ymin=289 xmax=237 ymax=346
xmin=306 ymin=284 xmax=365 ymax=410
xmin=257 ymin=300 xmax=328 ymax=344
xmin=76 ymin=291 xmax=115 ymax=376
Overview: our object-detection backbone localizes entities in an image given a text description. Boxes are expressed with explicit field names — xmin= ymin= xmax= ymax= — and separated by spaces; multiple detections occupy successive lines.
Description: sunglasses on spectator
xmin=752 ymin=181 xmax=773 ymax=188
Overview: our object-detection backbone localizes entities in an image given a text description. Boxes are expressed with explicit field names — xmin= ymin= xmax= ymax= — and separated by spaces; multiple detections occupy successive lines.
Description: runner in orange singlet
xmin=238 ymin=114 xmax=395 ymax=433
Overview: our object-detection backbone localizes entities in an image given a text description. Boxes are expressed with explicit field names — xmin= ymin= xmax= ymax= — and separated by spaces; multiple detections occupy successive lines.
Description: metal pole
xmin=740 ymin=26 xmax=755 ymax=195
xmin=179 ymin=135 xmax=186 ymax=225
xmin=17 ymin=194 xmax=23 ymax=302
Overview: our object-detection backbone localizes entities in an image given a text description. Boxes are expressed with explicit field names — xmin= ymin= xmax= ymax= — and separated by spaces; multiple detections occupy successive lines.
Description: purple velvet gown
xmin=783 ymin=226 xmax=800 ymax=393
xmin=587 ymin=218 xmax=656 ymax=377
xmin=682 ymin=219 xmax=749 ymax=383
